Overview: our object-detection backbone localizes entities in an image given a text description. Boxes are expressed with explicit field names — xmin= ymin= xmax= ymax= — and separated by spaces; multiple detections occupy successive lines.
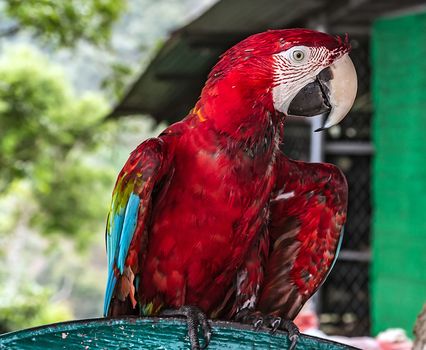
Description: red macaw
xmin=103 ymin=29 xmax=357 ymax=349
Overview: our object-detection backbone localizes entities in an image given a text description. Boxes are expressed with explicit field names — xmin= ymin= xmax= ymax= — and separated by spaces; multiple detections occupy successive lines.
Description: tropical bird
xmin=103 ymin=29 xmax=357 ymax=350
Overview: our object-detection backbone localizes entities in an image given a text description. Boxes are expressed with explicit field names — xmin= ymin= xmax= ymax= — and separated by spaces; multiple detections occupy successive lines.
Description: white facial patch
xmin=271 ymin=45 xmax=330 ymax=115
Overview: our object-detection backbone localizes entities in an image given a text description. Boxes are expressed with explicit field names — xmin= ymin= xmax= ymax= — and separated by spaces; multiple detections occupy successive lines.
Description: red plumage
xmin=104 ymin=29 xmax=350 ymax=324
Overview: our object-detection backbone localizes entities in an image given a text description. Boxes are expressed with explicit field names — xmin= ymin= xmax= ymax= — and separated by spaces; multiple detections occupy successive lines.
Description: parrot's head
xmin=204 ymin=29 xmax=357 ymax=131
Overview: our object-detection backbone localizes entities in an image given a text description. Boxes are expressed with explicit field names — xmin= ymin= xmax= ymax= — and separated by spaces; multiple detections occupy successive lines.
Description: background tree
xmin=0 ymin=43 xmax=164 ymax=333
xmin=0 ymin=0 xmax=128 ymax=332
xmin=0 ymin=45 xmax=112 ymax=332
xmin=0 ymin=0 xmax=212 ymax=333
xmin=1 ymin=0 xmax=126 ymax=47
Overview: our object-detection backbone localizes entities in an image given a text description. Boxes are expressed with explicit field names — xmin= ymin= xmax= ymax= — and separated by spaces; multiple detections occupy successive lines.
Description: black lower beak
xmin=287 ymin=67 xmax=333 ymax=118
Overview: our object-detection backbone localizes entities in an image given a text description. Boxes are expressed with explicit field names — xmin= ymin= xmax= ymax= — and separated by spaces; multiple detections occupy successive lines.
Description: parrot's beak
xmin=287 ymin=54 xmax=357 ymax=130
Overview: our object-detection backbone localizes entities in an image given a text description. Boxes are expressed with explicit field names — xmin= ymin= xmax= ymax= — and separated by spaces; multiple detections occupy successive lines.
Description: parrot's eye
xmin=286 ymin=46 xmax=309 ymax=64
xmin=292 ymin=50 xmax=305 ymax=61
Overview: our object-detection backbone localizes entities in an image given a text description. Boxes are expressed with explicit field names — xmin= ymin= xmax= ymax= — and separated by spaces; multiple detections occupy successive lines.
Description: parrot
xmin=103 ymin=28 xmax=357 ymax=350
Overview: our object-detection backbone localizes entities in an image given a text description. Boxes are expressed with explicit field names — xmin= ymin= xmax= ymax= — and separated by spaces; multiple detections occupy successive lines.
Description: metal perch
xmin=0 ymin=317 xmax=359 ymax=349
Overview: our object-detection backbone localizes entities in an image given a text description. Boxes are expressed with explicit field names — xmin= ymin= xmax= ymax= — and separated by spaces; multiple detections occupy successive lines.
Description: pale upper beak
xmin=287 ymin=53 xmax=358 ymax=130
xmin=321 ymin=54 xmax=358 ymax=129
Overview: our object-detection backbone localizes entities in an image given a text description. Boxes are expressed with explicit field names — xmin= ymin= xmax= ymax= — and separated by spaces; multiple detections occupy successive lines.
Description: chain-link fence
xmin=281 ymin=37 xmax=372 ymax=336
xmin=322 ymin=37 xmax=372 ymax=336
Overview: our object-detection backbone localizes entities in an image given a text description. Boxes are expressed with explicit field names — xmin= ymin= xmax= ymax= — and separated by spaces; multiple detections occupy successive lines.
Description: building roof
xmin=109 ymin=0 xmax=426 ymax=122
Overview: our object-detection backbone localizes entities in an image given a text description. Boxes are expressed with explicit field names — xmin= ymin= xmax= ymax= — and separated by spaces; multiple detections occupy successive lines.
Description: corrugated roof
xmin=109 ymin=0 xmax=426 ymax=122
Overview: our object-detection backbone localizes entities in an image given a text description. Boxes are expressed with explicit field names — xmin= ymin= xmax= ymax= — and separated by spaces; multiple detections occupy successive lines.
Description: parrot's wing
xmin=257 ymin=152 xmax=348 ymax=319
xmin=104 ymin=138 xmax=172 ymax=316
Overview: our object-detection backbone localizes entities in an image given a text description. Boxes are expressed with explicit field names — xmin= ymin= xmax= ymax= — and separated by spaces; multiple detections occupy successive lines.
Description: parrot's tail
xmin=103 ymin=271 xmax=117 ymax=316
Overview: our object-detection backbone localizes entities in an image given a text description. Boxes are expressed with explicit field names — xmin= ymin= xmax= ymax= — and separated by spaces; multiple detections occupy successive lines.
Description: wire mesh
xmin=326 ymin=38 xmax=371 ymax=142
xmin=274 ymin=36 xmax=373 ymax=336
xmin=320 ymin=260 xmax=370 ymax=336
xmin=319 ymin=37 xmax=372 ymax=336
xmin=279 ymin=119 xmax=311 ymax=161
xmin=327 ymin=155 xmax=372 ymax=252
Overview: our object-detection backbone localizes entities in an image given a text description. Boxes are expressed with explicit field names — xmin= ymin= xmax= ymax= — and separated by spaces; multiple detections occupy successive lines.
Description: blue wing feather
xmin=103 ymin=192 xmax=141 ymax=316
xmin=117 ymin=193 xmax=140 ymax=273
xmin=102 ymin=138 xmax=169 ymax=317
xmin=103 ymin=270 xmax=117 ymax=316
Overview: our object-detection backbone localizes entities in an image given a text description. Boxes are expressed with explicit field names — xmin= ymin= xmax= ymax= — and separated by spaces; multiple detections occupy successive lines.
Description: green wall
xmin=372 ymin=11 xmax=426 ymax=336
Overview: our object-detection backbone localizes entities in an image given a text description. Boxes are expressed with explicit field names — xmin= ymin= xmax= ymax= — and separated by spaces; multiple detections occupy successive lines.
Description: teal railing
xmin=0 ymin=317 xmax=358 ymax=349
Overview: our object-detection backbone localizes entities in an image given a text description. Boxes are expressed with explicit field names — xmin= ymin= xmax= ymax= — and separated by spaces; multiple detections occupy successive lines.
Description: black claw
xmin=236 ymin=309 xmax=300 ymax=349
xmin=197 ymin=311 xmax=212 ymax=349
xmin=161 ymin=305 xmax=211 ymax=350
xmin=253 ymin=318 xmax=263 ymax=330
xmin=236 ymin=309 xmax=265 ymax=331
xmin=269 ymin=317 xmax=282 ymax=334
xmin=289 ymin=334 xmax=298 ymax=350
xmin=281 ymin=319 xmax=300 ymax=350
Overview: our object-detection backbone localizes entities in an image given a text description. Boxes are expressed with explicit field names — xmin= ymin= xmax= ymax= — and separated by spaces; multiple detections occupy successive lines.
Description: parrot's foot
xmin=235 ymin=309 xmax=265 ymax=330
xmin=236 ymin=309 xmax=300 ymax=350
xmin=161 ymin=305 xmax=211 ymax=350
xmin=269 ymin=317 xmax=300 ymax=350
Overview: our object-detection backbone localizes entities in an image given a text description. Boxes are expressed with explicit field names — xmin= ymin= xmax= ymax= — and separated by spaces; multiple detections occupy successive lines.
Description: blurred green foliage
xmin=3 ymin=0 xmax=126 ymax=47
xmin=0 ymin=47 xmax=112 ymax=239
xmin=0 ymin=44 xmax=163 ymax=333
xmin=0 ymin=47 xmax=107 ymax=189
xmin=0 ymin=284 xmax=73 ymax=334
xmin=101 ymin=62 xmax=134 ymax=101
xmin=0 ymin=0 xmax=129 ymax=332
xmin=0 ymin=0 xmax=202 ymax=335
xmin=0 ymin=45 xmax=114 ymax=333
